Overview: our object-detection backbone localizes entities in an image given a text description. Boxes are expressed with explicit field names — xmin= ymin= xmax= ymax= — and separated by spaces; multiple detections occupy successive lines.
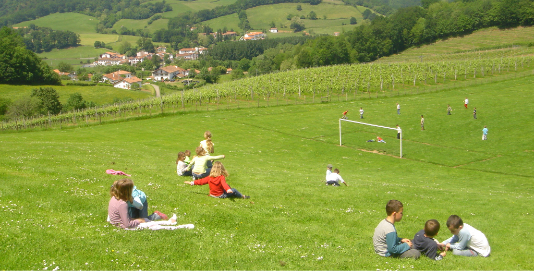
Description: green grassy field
xmin=378 ymin=26 xmax=534 ymax=63
xmin=0 ymin=84 xmax=152 ymax=106
xmin=14 ymin=12 xmax=99 ymax=34
xmin=159 ymin=0 xmax=239 ymax=18
xmin=0 ymin=72 xmax=533 ymax=269
xmin=204 ymin=2 xmax=364 ymax=35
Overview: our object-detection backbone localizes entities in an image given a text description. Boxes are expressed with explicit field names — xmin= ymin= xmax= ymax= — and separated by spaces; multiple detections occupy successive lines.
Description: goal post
xmin=339 ymin=119 xmax=403 ymax=158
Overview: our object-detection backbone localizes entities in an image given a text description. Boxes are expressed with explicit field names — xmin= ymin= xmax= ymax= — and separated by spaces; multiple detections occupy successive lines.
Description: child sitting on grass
xmin=325 ymin=168 xmax=348 ymax=186
xmin=184 ymin=150 xmax=191 ymax=165
xmin=108 ymin=179 xmax=193 ymax=230
xmin=325 ymin=164 xmax=332 ymax=181
xmin=185 ymin=146 xmax=225 ymax=180
xmin=440 ymin=215 xmax=490 ymax=257
xmin=185 ymin=161 xmax=250 ymax=199
xmin=413 ymin=219 xmax=448 ymax=260
xmin=176 ymin=151 xmax=192 ymax=176
xmin=373 ymin=200 xmax=420 ymax=259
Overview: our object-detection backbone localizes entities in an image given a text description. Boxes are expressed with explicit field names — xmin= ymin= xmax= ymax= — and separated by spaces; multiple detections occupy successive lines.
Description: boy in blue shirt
xmin=413 ymin=219 xmax=448 ymax=260
xmin=373 ymin=200 xmax=420 ymax=259
xmin=441 ymin=215 xmax=491 ymax=257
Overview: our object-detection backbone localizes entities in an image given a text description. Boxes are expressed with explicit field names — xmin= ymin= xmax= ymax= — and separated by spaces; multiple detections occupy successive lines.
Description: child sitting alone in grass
xmin=185 ymin=161 xmax=250 ymax=199
xmin=413 ymin=219 xmax=448 ymax=260
xmin=440 ymin=215 xmax=490 ymax=257
xmin=108 ymin=179 xmax=193 ymax=230
xmin=325 ymin=168 xmax=348 ymax=186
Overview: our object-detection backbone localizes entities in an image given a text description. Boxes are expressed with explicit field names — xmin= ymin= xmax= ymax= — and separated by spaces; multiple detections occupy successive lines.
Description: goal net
xmin=339 ymin=119 xmax=403 ymax=158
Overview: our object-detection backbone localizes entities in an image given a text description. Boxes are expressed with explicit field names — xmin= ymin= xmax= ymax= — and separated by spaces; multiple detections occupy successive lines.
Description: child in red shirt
xmin=185 ymin=161 xmax=250 ymax=199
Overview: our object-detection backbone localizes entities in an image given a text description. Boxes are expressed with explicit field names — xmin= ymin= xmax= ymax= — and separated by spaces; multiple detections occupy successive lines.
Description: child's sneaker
xmin=154 ymin=211 xmax=168 ymax=220
xmin=243 ymin=195 xmax=250 ymax=199
xmin=169 ymin=214 xmax=177 ymax=223
xmin=147 ymin=212 xmax=161 ymax=221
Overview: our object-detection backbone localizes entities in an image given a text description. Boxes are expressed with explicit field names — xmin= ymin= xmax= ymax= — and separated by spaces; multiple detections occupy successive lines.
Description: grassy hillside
xmin=378 ymin=26 xmax=534 ymax=63
xmin=14 ymin=12 xmax=99 ymax=34
xmin=0 ymin=84 xmax=152 ymax=106
xmin=38 ymin=46 xmax=109 ymax=66
xmin=204 ymin=1 xmax=365 ymax=35
xmin=0 ymin=73 xmax=533 ymax=269
xmin=159 ymin=0 xmax=239 ymax=17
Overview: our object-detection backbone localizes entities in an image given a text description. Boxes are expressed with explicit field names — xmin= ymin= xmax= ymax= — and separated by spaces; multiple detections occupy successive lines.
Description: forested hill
xmin=342 ymin=0 xmax=421 ymax=16
xmin=1 ymin=0 xmax=422 ymax=29
xmin=0 ymin=0 xmax=172 ymax=27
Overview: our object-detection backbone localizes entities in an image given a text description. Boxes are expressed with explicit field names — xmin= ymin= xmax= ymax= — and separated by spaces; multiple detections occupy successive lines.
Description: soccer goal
xmin=339 ymin=119 xmax=403 ymax=158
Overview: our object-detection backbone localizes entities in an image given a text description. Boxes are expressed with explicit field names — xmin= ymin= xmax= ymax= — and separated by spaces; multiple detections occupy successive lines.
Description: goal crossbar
xmin=339 ymin=119 xmax=402 ymax=158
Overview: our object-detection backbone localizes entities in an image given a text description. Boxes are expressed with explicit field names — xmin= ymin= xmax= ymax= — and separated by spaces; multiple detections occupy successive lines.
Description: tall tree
xmin=31 ymin=87 xmax=62 ymax=115
xmin=0 ymin=27 xmax=60 ymax=85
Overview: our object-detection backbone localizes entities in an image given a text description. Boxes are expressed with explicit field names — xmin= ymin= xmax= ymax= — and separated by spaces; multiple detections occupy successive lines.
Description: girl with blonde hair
xmin=200 ymin=131 xmax=214 ymax=154
xmin=185 ymin=161 xmax=250 ymax=199
xmin=185 ymin=146 xmax=225 ymax=180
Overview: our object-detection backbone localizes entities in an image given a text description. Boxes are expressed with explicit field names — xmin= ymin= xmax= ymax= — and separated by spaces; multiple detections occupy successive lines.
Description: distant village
xmin=53 ymin=31 xmax=270 ymax=90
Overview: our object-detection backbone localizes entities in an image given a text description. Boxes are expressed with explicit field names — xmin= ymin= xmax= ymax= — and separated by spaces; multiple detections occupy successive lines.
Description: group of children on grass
xmin=176 ymin=131 xmax=250 ymax=199
xmin=373 ymin=200 xmax=490 ymax=260
xmin=343 ymin=98 xmax=489 ymax=141
xmin=107 ymin=131 xmax=249 ymax=230
xmin=107 ymin=178 xmax=193 ymax=230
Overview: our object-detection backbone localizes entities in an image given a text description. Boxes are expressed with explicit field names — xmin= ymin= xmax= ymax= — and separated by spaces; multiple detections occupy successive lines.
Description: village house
xmin=241 ymin=32 xmax=266 ymax=41
xmin=114 ymin=76 xmax=142 ymax=89
xmin=102 ymin=70 xmax=132 ymax=84
xmin=176 ymin=47 xmax=207 ymax=61
xmin=270 ymin=28 xmax=278 ymax=33
xmin=223 ymin=31 xmax=237 ymax=38
xmin=152 ymin=65 xmax=189 ymax=81
xmin=93 ymin=52 xmax=128 ymax=66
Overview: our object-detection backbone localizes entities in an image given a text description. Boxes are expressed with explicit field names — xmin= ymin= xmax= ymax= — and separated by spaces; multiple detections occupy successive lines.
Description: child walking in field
xmin=482 ymin=126 xmax=488 ymax=140
xmin=185 ymin=161 xmax=250 ymax=199
xmin=447 ymin=104 xmax=452 ymax=115
xmin=342 ymin=110 xmax=348 ymax=119
xmin=108 ymin=179 xmax=193 ymax=230
xmin=360 ymin=107 xmax=364 ymax=119
xmin=440 ymin=215 xmax=490 ymax=257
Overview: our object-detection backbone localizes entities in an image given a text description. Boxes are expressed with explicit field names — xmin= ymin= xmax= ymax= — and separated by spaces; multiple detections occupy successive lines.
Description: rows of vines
xmin=2 ymin=55 xmax=533 ymax=131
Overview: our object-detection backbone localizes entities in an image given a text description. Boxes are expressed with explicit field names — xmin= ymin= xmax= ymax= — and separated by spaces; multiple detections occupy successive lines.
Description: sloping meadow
xmin=0 ymin=75 xmax=533 ymax=269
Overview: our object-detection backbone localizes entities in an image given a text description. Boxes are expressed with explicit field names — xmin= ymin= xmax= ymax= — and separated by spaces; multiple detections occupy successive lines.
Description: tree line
xmin=199 ymin=0 xmax=534 ymax=76
xmin=0 ymin=0 xmax=171 ymax=29
xmin=345 ymin=0 xmax=534 ymax=63
xmin=15 ymin=24 xmax=80 ymax=53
